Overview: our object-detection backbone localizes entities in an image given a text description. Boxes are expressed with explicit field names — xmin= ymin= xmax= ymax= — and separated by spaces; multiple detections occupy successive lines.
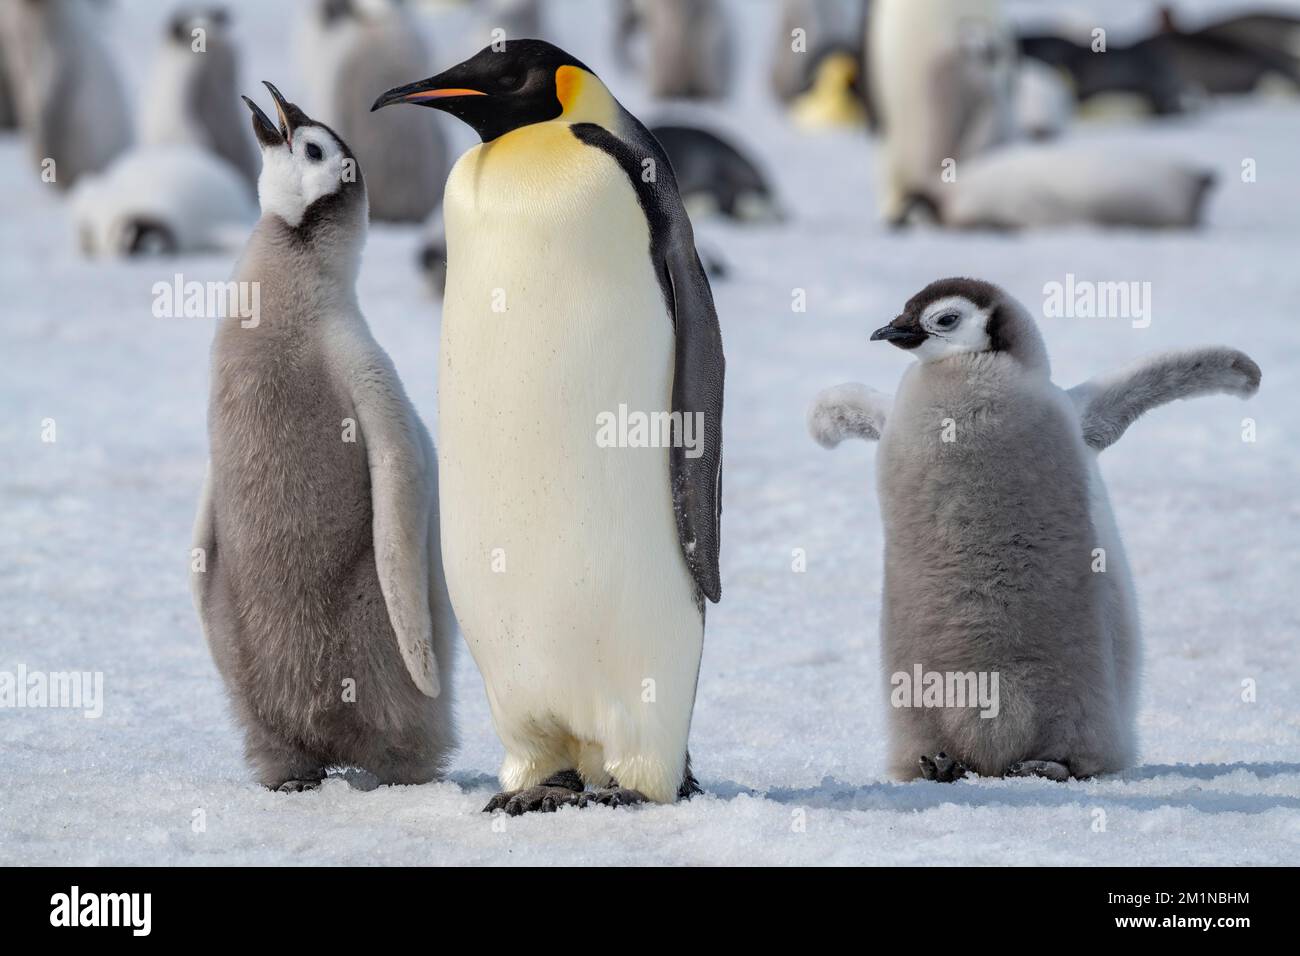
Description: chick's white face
xmin=911 ymin=295 xmax=994 ymax=363
xmin=257 ymin=125 xmax=349 ymax=227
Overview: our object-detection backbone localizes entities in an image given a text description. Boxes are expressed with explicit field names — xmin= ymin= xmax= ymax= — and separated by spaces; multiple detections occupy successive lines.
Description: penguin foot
xmin=578 ymin=787 xmax=647 ymax=809
xmin=483 ymin=769 xmax=585 ymax=815
xmin=273 ymin=778 xmax=323 ymax=793
xmin=918 ymin=752 xmax=968 ymax=783
xmin=1006 ymin=760 xmax=1071 ymax=782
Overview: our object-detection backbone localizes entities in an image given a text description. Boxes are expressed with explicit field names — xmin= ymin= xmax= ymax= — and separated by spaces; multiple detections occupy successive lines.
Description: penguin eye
xmin=935 ymin=312 xmax=960 ymax=329
xmin=305 ymin=142 xmax=324 ymax=162
xmin=498 ymin=73 xmax=521 ymax=90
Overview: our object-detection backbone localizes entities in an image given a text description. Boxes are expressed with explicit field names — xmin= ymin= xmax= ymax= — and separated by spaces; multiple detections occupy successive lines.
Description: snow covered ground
xmin=1 ymin=0 xmax=1298 ymax=866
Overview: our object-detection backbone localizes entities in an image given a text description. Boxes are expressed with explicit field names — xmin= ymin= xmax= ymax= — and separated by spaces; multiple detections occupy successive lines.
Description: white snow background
xmin=1 ymin=0 xmax=1298 ymax=865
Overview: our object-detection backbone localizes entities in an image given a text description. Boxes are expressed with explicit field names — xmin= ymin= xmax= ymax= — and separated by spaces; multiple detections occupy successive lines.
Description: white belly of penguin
xmin=439 ymin=124 xmax=703 ymax=800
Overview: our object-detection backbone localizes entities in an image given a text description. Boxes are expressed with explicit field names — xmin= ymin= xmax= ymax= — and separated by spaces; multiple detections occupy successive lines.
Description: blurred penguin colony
xmin=1 ymin=0 xmax=1298 ymax=264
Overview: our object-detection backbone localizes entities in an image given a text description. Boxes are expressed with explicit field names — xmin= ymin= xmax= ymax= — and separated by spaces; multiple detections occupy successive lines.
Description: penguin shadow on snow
xmin=707 ymin=763 xmax=1300 ymax=816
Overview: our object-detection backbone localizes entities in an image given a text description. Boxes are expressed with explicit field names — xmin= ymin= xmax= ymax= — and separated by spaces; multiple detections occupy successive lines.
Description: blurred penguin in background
xmin=771 ymin=0 xmax=855 ymax=103
xmin=139 ymin=7 xmax=260 ymax=193
xmin=0 ymin=36 xmax=17 ymax=129
xmin=0 ymin=0 xmax=131 ymax=189
xmin=619 ymin=0 xmax=733 ymax=100
xmin=1156 ymin=7 xmax=1300 ymax=97
xmin=294 ymin=0 xmax=449 ymax=223
xmin=69 ymin=143 xmax=257 ymax=257
xmin=1012 ymin=57 xmax=1073 ymax=140
xmin=477 ymin=0 xmax=544 ymax=44
xmin=922 ymin=145 xmax=1216 ymax=231
xmin=790 ymin=45 xmax=868 ymax=129
xmin=650 ymin=124 xmax=783 ymax=223
xmin=869 ymin=0 xmax=1015 ymax=225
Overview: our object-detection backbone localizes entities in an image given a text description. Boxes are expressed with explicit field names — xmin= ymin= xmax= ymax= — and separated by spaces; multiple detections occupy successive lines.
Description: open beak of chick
xmin=241 ymin=81 xmax=308 ymax=149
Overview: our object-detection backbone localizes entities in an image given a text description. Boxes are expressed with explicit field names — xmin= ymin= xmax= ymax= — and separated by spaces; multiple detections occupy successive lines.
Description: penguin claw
xmin=578 ymin=787 xmax=647 ymax=809
xmin=273 ymin=778 xmax=323 ymax=793
xmin=918 ymin=752 xmax=968 ymax=783
xmin=482 ymin=785 xmax=584 ymax=815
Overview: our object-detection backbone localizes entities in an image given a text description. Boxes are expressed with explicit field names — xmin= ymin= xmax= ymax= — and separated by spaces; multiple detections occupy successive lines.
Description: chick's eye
xmin=304 ymin=142 xmax=324 ymax=161
xmin=935 ymin=313 xmax=960 ymax=329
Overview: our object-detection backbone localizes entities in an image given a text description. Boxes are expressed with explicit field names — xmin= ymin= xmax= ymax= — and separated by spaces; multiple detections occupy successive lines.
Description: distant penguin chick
xmin=790 ymin=49 xmax=868 ymax=129
xmin=295 ymin=0 xmax=449 ymax=223
xmin=649 ymin=123 xmax=783 ymax=222
xmin=194 ymin=83 xmax=456 ymax=790
xmin=70 ymin=144 xmax=256 ymax=257
xmin=139 ymin=7 xmax=260 ymax=192
xmin=642 ymin=0 xmax=733 ymax=100
xmin=1 ymin=0 xmax=132 ymax=189
xmin=809 ymin=278 xmax=1260 ymax=782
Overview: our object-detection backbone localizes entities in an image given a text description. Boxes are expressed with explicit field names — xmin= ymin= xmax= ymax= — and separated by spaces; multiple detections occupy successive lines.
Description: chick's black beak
xmin=241 ymin=94 xmax=283 ymax=148
xmin=370 ymin=73 xmax=488 ymax=112
xmin=870 ymin=319 xmax=928 ymax=350
xmin=262 ymin=80 xmax=304 ymax=146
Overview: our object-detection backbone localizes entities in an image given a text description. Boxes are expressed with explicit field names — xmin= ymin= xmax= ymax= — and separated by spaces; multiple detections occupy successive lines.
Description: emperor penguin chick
xmin=809 ymin=278 xmax=1260 ymax=782
xmin=1 ymin=0 xmax=131 ymax=189
xmin=139 ymin=7 xmax=260 ymax=192
xmin=374 ymin=40 xmax=724 ymax=812
xmin=192 ymin=83 xmax=455 ymax=790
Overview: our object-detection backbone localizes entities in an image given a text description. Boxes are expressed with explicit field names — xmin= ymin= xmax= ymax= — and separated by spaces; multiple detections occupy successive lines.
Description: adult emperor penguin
xmin=374 ymin=40 xmax=725 ymax=812
xmin=139 ymin=7 xmax=260 ymax=192
xmin=0 ymin=0 xmax=131 ymax=189
xmin=192 ymin=83 xmax=456 ymax=789
xmin=868 ymin=0 xmax=1016 ymax=224
xmin=294 ymin=0 xmax=449 ymax=223
xmin=808 ymin=278 xmax=1260 ymax=781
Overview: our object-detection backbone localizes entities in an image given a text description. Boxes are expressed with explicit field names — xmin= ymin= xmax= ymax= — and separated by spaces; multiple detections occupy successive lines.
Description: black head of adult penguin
xmin=370 ymin=39 xmax=597 ymax=143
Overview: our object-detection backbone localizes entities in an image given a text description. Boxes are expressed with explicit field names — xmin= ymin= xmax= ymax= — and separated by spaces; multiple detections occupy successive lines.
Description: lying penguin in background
xmin=70 ymin=144 xmax=256 ymax=256
xmin=293 ymin=0 xmax=449 ymax=223
xmin=138 ymin=7 xmax=260 ymax=193
xmin=1156 ymin=7 xmax=1300 ymax=97
xmin=808 ymin=278 xmax=1260 ymax=781
xmin=0 ymin=0 xmax=132 ymax=189
xmin=910 ymin=144 xmax=1216 ymax=230
xmin=193 ymin=83 xmax=456 ymax=790
xmin=1019 ymin=32 xmax=1190 ymax=117
xmin=649 ymin=124 xmax=783 ymax=223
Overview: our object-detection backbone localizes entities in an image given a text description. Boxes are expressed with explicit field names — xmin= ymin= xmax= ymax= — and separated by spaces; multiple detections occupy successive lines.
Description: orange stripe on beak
xmin=404 ymin=88 xmax=487 ymax=101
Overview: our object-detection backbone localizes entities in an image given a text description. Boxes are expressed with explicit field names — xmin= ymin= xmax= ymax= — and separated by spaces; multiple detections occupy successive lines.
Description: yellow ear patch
xmin=555 ymin=65 xmax=584 ymax=114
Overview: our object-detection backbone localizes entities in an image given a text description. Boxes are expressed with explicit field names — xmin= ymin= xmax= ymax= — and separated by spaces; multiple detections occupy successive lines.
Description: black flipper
xmin=572 ymin=115 xmax=725 ymax=605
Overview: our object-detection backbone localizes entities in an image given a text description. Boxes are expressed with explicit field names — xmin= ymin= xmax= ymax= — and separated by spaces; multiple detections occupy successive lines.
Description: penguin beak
xmin=241 ymin=94 xmax=283 ymax=149
xmin=870 ymin=319 xmax=928 ymax=350
xmin=262 ymin=81 xmax=299 ymax=147
xmin=370 ymin=75 xmax=488 ymax=112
